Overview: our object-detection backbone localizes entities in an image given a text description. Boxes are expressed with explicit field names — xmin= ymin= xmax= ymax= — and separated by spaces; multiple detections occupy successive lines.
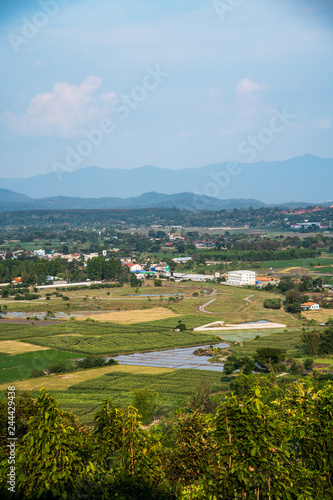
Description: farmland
xmin=1 ymin=243 xmax=332 ymax=427
xmin=0 ymin=366 xmax=228 ymax=424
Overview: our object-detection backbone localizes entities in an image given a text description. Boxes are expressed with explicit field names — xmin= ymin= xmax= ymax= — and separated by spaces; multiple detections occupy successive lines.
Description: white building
xmin=301 ymin=302 xmax=320 ymax=311
xmin=227 ymin=270 xmax=256 ymax=286
xmin=122 ymin=263 xmax=143 ymax=272
xmin=33 ymin=249 xmax=46 ymax=257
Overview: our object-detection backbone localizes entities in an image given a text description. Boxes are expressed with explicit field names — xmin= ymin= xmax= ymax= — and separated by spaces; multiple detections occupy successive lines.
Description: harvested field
xmin=302 ymin=310 xmax=333 ymax=322
xmin=0 ymin=340 xmax=51 ymax=355
xmin=0 ymin=364 xmax=174 ymax=392
xmin=76 ymin=307 xmax=179 ymax=324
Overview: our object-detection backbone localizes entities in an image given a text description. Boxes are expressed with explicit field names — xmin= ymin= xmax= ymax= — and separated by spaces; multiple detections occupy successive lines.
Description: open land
xmin=1 ymin=238 xmax=333 ymax=424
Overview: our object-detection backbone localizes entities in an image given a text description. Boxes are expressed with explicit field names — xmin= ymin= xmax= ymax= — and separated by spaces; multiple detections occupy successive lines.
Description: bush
xmin=223 ymin=361 xmax=235 ymax=375
xmin=132 ymin=388 xmax=159 ymax=425
xmin=263 ymin=298 xmax=281 ymax=309
xmin=289 ymin=360 xmax=303 ymax=375
xmin=31 ymin=368 xmax=45 ymax=378
xmin=174 ymin=320 xmax=186 ymax=331
xmin=304 ymin=358 xmax=314 ymax=371
xmin=48 ymin=362 xmax=71 ymax=374
xmin=76 ymin=356 xmax=107 ymax=369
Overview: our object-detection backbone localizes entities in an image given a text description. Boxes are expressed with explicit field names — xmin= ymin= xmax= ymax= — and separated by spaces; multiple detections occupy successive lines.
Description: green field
xmin=0 ymin=319 xmax=219 ymax=378
xmin=41 ymin=369 xmax=230 ymax=424
xmin=261 ymin=257 xmax=333 ymax=269
xmin=230 ymin=328 xmax=304 ymax=358
xmin=0 ymin=349 xmax=76 ymax=383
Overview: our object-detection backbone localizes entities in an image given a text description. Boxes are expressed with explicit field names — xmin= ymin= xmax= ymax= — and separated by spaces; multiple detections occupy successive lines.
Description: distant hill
xmin=0 ymin=189 xmax=268 ymax=212
xmin=0 ymin=155 xmax=332 ymax=203
xmin=0 ymin=189 xmax=35 ymax=211
xmin=0 ymin=188 xmax=331 ymax=212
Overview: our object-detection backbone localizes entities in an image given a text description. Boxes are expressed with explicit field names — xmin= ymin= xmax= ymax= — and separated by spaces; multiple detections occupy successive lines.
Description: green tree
xmin=132 ymin=388 xmax=159 ymax=425
xmin=13 ymin=389 xmax=94 ymax=498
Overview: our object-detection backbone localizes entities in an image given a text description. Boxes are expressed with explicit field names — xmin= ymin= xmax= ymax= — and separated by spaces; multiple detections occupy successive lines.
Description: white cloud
xmin=236 ymin=78 xmax=266 ymax=96
xmin=1 ymin=77 xmax=117 ymax=137
xmin=312 ymin=117 xmax=331 ymax=129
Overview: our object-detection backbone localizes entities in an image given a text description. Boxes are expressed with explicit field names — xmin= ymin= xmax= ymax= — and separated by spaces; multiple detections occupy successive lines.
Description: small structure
xmin=301 ymin=302 xmax=320 ymax=311
xmin=256 ymin=277 xmax=280 ymax=288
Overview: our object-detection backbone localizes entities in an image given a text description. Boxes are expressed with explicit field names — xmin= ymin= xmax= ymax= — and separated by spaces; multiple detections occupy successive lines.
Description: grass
xmin=263 ymin=257 xmax=333 ymax=270
xmin=229 ymin=328 xmax=304 ymax=358
xmin=302 ymin=310 xmax=333 ymax=322
xmin=0 ymin=364 xmax=174 ymax=391
xmin=76 ymin=307 xmax=179 ymax=323
xmin=0 ymin=349 xmax=76 ymax=384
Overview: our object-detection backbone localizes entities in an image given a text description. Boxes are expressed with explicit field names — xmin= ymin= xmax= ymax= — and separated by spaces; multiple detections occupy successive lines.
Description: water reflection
xmin=0 ymin=311 xmax=83 ymax=319
xmin=113 ymin=342 xmax=229 ymax=372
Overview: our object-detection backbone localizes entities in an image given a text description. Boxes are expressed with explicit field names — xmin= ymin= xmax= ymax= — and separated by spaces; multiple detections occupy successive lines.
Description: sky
xmin=0 ymin=0 xmax=332 ymax=178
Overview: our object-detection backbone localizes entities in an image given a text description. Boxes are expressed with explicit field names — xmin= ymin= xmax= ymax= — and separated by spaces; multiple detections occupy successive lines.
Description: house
xmin=301 ymin=302 xmax=320 ymax=311
xmin=122 ymin=263 xmax=143 ymax=272
xmin=227 ymin=270 xmax=256 ymax=286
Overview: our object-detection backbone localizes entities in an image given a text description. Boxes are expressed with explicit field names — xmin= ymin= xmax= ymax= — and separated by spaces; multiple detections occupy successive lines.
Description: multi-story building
xmin=227 ymin=270 xmax=256 ymax=286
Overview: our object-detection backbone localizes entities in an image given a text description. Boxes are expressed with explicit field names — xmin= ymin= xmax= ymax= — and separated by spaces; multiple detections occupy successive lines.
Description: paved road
xmin=199 ymin=298 xmax=217 ymax=314
xmin=240 ymin=294 xmax=254 ymax=311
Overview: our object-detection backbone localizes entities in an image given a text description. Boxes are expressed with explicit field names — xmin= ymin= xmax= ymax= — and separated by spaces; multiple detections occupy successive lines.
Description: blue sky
xmin=0 ymin=0 xmax=332 ymax=177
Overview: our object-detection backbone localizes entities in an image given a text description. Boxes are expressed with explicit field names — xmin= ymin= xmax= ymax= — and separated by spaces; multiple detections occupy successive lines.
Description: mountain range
xmin=0 ymin=188 xmax=330 ymax=212
xmin=0 ymin=189 xmax=269 ymax=212
xmin=0 ymin=155 xmax=332 ymax=204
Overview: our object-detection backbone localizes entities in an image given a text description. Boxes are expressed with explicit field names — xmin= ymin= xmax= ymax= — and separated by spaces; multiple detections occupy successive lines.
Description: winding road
xmin=198 ymin=288 xmax=217 ymax=314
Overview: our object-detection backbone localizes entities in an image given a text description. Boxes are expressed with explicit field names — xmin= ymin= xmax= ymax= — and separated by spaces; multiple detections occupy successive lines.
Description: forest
xmin=0 ymin=377 xmax=332 ymax=500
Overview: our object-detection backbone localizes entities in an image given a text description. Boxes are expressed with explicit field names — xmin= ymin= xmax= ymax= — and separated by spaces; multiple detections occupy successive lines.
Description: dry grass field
xmin=0 ymin=364 xmax=174 ymax=392
xmin=302 ymin=310 xmax=333 ymax=322
xmin=76 ymin=307 xmax=179 ymax=324
xmin=0 ymin=340 xmax=51 ymax=355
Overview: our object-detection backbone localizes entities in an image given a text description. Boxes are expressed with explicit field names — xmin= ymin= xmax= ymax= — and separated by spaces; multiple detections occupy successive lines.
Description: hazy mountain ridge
xmin=0 ymin=188 xmax=329 ymax=212
xmin=0 ymin=155 xmax=332 ymax=203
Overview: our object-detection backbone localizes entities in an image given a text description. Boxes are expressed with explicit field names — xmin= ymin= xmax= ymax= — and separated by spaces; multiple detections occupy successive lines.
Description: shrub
xmin=304 ymin=358 xmax=314 ymax=370
xmin=263 ymin=298 xmax=281 ymax=309
xmin=175 ymin=320 xmax=186 ymax=331
xmin=48 ymin=362 xmax=71 ymax=374
xmin=132 ymin=388 xmax=159 ymax=425
xmin=223 ymin=362 xmax=235 ymax=375
xmin=76 ymin=356 xmax=108 ymax=369
xmin=289 ymin=360 xmax=303 ymax=375
xmin=31 ymin=368 xmax=45 ymax=378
